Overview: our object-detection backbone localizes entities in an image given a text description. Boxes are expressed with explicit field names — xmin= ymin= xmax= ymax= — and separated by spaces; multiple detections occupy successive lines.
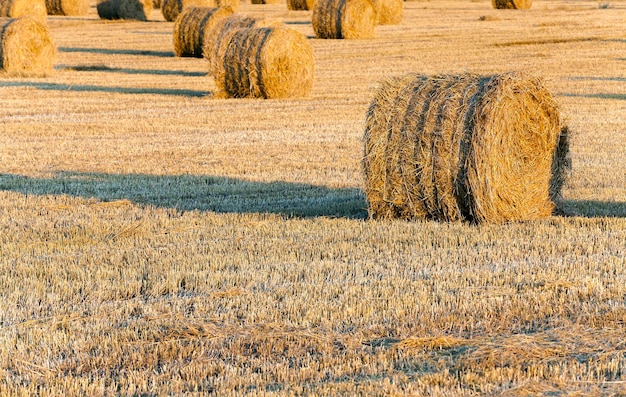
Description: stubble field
xmin=1 ymin=0 xmax=625 ymax=395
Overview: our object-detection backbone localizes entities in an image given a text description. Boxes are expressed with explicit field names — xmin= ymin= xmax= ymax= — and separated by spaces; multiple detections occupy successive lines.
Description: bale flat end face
xmin=0 ymin=17 xmax=56 ymax=77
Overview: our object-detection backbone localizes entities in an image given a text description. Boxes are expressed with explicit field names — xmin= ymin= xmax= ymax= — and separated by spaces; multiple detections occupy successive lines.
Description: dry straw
xmin=287 ymin=0 xmax=314 ymax=10
xmin=312 ymin=0 xmax=376 ymax=39
xmin=204 ymin=13 xmax=280 ymax=69
xmin=45 ymin=0 xmax=89 ymax=15
xmin=0 ymin=0 xmax=46 ymax=23
xmin=492 ymin=0 xmax=532 ymax=9
xmin=173 ymin=6 xmax=233 ymax=57
xmin=363 ymin=71 xmax=569 ymax=224
xmin=210 ymin=26 xmax=314 ymax=99
xmin=118 ymin=0 xmax=152 ymax=20
xmin=0 ymin=17 xmax=55 ymax=76
xmin=375 ymin=0 xmax=402 ymax=25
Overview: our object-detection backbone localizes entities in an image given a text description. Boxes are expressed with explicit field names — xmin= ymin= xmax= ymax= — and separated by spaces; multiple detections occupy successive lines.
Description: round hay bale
xmin=492 ymin=0 xmax=531 ymax=9
xmin=312 ymin=0 xmax=376 ymax=39
xmin=211 ymin=26 xmax=314 ymax=99
xmin=0 ymin=0 xmax=46 ymax=23
xmin=287 ymin=0 xmax=314 ymax=10
xmin=118 ymin=0 xmax=152 ymax=20
xmin=173 ymin=6 xmax=233 ymax=57
xmin=45 ymin=0 xmax=89 ymax=15
xmin=375 ymin=0 xmax=402 ymax=25
xmin=0 ymin=17 xmax=55 ymax=76
xmin=204 ymin=13 xmax=280 ymax=68
xmin=97 ymin=0 xmax=119 ymax=19
xmin=162 ymin=0 xmax=212 ymax=22
xmin=363 ymin=71 xmax=567 ymax=223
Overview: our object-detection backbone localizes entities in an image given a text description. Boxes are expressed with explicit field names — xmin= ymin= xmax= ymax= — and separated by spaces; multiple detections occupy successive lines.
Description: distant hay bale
xmin=118 ymin=0 xmax=152 ymax=20
xmin=152 ymin=0 xmax=160 ymax=8
xmin=210 ymin=26 xmax=314 ymax=98
xmin=375 ymin=0 xmax=402 ymax=25
xmin=173 ymin=6 xmax=233 ymax=57
xmin=45 ymin=0 xmax=89 ymax=15
xmin=251 ymin=0 xmax=281 ymax=4
xmin=97 ymin=0 xmax=119 ymax=18
xmin=0 ymin=17 xmax=56 ymax=76
xmin=492 ymin=0 xmax=532 ymax=9
xmin=0 ymin=0 xmax=46 ymax=23
xmin=287 ymin=0 xmax=314 ymax=10
xmin=312 ymin=0 xmax=376 ymax=39
xmin=363 ymin=71 xmax=568 ymax=223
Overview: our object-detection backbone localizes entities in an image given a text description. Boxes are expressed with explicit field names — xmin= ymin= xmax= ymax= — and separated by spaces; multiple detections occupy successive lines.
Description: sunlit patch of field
xmin=0 ymin=0 xmax=625 ymax=395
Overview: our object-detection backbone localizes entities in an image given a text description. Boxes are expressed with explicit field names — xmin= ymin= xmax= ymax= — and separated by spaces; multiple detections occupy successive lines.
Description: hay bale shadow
xmin=557 ymin=200 xmax=626 ymax=218
xmin=56 ymin=64 xmax=207 ymax=76
xmin=58 ymin=46 xmax=174 ymax=57
xmin=0 ymin=172 xmax=368 ymax=219
xmin=0 ymin=81 xmax=208 ymax=97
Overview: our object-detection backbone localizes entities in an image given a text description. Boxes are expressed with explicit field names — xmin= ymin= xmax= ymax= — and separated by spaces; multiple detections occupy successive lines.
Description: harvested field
xmin=0 ymin=0 xmax=625 ymax=395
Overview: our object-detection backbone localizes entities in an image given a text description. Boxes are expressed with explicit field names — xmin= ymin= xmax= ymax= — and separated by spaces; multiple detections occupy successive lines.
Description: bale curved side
xmin=0 ymin=17 xmax=55 ymax=76
xmin=215 ymin=26 xmax=314 ymax=98
xmin=97 ymin=0 xmax=119 ymax=19
xmin=0 ymin=0 xmax=47 ymax=23
xmin=363 ymin=72 xmax=566 ymax=223
xmin=173 ymin=6 xmax=233 ymax=57
xmin=118 ymin=0 xmax=152 ymax=20
xmin=45 ymin=0 xmax=89 ymax=15
xmin=162 ymin=0 xmax=211 ymax=22
xmin=287 ymin=0 xmax=314 ymax=10
xmin=376 ymin=0 xmax=402 ymax=25
xmin=492 ymin=0 xmax=532 ymax=9
xmin=312 ymin=0 xmax=376 ymax=39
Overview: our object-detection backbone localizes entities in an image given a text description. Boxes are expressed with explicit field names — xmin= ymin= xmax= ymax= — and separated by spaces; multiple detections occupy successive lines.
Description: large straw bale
xmin=0 ymin=0 xmax=46 ymax=23
xmin=312 ymin=0 xmax=376 ymax=39
xmin=118 ymin=0 xmax=152 ymax=20
xmin=363 ymin=71 xmax=568 ymax=224
xmin=211 ymin=26 xmax=314 ymax=99
xmin=492 ymin=0 xmax=532 ymax=9
xmin=173 ymin=6 xmax=233 ymax=57
xmin=287 ymin=0 xmax=314 ymax=10
xmin=45 ymin=0 xmax=89 ymax=15
xmin=0 ymin=17 xmax=55 ymax=76
xmin=375 ymin=0 xmax=402 ymax=25
xmin=97 ymin=0 xmax=119 ymax=18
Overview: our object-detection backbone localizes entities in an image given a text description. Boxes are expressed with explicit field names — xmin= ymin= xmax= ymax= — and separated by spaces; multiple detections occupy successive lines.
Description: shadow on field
xmin=57 ymin=64 xmax=207 ymax=77
xmin=558 ymin=200 xmax=626 ymax=218
xmin=0 ymin=172 xmax=368 ymax=219
xmin=0 ymin=81 xmax=208 ymax=97
xmin=58 ymin=46 xmax=175 ymax=57
xmin=559 ymin=92 xmax=626 ymax=101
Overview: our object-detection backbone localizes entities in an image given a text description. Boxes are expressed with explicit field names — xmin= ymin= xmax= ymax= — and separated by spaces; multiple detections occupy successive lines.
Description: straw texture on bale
xmin=45 ymin=0 xmax=89 ymax=15
xmin=363 ymin=71 xmax=568 ymax=224
xmin=312 ymin=0 xmax=376 ymax=39
xmin=0 ymin=17 xmax=55 ymax=76
xmin=210 ymin=26 xmax=314 ymax=99
xmin=162 ymin=0 xmax=210 ymax=22
xmin=118 ymin=0 xmax=152 ymax=20
xmin=287 ymin=0 xmax=314 ymax=10
xmin=204 ymin=13 xmax=280 ymax=68
xmin=0 ymin=0 xmax=46 ymax=22
xmin=492 ymin=0 xmax=532 ymax=9
xmin=375 ymin=0 xmax=402 ymax=25
xmin=173 ymin=6 xmax=233 ymax=57
xmin=97 ymin=0 xmax=119 ymax=18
